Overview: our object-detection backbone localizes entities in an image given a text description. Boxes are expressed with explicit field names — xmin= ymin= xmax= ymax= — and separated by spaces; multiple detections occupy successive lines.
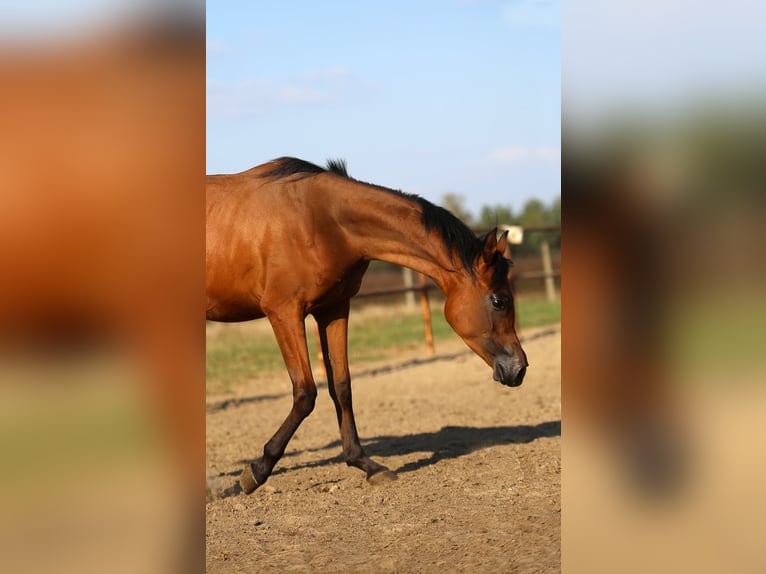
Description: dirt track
xmin=206 ymin=325 xmax=561 ymax=573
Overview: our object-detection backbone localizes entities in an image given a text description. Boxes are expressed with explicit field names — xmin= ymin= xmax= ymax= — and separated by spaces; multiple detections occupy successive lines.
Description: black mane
xmin=261 ymin=156 xmax=483 ymax=274
xmin=412 ymin=195 xmax=483 ymax=274
xmin=325 ymin=158 xmax=349 ymax=177
xmin=260 ymin=157 xmax=326 ymax=180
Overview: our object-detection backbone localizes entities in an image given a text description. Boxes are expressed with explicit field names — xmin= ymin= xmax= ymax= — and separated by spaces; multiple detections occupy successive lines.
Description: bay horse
xmin=206 ymin=157 xmax=528 ymax=493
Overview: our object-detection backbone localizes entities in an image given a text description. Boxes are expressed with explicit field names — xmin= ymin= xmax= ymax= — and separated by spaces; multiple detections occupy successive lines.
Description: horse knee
xmin=293 ymin=386 xmax=317 ymax=418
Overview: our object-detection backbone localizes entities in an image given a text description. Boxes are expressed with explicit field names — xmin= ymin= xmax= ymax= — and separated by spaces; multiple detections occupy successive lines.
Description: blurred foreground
xmin=563 ymin=2 xmax=766 ymax=572
xmin=0 ymin=3 xmax=204 ymax=573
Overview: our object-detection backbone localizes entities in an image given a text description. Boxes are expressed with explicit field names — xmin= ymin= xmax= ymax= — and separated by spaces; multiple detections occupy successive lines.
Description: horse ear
xmin=481 ymin=228 xmax=511 ymax=265
xmin=497 ymin=229 xmax=509 ymax=258
xmin=481 ymin=228 xmax=499 ymax=264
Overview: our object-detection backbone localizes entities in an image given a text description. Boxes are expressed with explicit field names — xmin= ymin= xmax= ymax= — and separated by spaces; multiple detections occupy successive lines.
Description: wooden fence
xmin=312 ymin=226 xmax=560 ymax=372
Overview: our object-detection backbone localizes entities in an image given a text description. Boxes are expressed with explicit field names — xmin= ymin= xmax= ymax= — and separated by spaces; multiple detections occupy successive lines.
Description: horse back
xmin=206 ymin=171 xmax=363 ymax=322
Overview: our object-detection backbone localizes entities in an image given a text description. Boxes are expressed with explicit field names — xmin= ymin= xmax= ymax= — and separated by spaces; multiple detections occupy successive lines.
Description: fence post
xmin=541 ymin=239 xmax=557 ymax=303
xmin=418 ymin=273 xmax=435 ymax=356
xmin=402 ymin=266 xmax=416 ymax=309
xmin=313 ymin=319 xmax=327 ymax=380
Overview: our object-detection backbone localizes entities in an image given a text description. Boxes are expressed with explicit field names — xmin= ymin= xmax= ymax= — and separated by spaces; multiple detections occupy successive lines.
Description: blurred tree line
xmin=441 ymin=192 xmax=561 ymax=257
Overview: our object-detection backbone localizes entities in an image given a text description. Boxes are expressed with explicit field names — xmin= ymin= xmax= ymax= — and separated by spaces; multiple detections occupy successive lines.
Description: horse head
xmin=443 ymin=229 xmax=528 ymax=387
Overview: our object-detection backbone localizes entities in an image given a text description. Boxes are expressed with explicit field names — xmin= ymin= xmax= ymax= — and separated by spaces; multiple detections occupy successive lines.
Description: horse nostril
xmin=516 ymin=366 xmax=527 ymax=385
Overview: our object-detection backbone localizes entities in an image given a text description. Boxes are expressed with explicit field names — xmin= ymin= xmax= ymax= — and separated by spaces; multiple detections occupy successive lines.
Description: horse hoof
xmin=367 ymin=470 xmax=398 ymax=485
xmin=240 ymin=464 xmax=260 ymax=494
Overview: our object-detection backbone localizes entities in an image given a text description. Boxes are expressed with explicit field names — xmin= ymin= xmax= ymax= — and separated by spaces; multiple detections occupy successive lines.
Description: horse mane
xmin=261 ymin=156 xmax=483 ymax=274
xmin=414 ymin=197 xmax=483 ymax=275
xmin=260 ymin=157 xmax=326 ymax=180
xmin=325 ymin=158 xmax=349 ymax=177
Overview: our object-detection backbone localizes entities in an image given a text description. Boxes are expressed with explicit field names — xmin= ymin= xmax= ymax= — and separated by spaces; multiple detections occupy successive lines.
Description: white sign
xmin=501 ymin=225 xmax=524 ymax=245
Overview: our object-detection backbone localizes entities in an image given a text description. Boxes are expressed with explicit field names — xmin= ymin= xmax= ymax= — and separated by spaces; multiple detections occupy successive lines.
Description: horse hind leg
xmin=240 ymin=309 xmax=317 ymax=494
xmin=315 ymin=304 xmax=397 ymax=485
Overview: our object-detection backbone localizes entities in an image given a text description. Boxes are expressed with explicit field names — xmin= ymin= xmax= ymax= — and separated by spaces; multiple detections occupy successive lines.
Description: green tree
xmin=549 ymin=196 xmax=561 ymax=225
xmin=519 ymin=198 xmax=547 ymax=227
xmin=440 ymin=192 xmax=474 ymax=226
xmin=479 ymin=205 xmax=516 ymax=228
xmin=509 ymin=197 xmax=561 ymax=256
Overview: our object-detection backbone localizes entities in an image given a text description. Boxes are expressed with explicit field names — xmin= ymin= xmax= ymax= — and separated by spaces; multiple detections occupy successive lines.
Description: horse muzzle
xmin=493 ymin=355 xmax=527 ymax=387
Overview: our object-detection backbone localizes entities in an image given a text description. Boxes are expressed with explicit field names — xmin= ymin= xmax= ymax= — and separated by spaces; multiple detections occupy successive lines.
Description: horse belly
xmin=205 ymin=301 xmax=265 ymax=323
xmin=205 ymin=270 xmax=267 ymax=322
xmin=306 ymin=261 xmax=369 ymax=312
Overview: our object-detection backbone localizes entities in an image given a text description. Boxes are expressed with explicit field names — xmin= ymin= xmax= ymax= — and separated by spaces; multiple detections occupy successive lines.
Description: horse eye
xmin=490 ymin=294 xmax=508 ymax=311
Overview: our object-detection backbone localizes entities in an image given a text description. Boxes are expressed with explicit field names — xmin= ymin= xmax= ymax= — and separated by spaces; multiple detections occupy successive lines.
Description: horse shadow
xmin=233 ymin=419 xmax=560 ymax=478
xmin=212 ymin=420 xmax=559 ymax=498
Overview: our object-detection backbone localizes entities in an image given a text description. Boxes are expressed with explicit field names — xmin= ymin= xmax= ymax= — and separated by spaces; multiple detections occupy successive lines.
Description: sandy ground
xmin=206 ymin=325 xmax=560 ymax=573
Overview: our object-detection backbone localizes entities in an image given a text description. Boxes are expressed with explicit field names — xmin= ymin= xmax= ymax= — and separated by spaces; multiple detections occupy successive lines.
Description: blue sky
xmin=563 ymin=0 xmax=766 ymax=126
xmin=206 ymin=0 xmax=561 ymax=217
xmin=4 ymin=0 xmax=762 ymax=219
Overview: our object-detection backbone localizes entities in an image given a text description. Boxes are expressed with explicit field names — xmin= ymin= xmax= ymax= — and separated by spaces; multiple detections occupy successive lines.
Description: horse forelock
xmin=489 ymin=252 xmax=512 ymax=289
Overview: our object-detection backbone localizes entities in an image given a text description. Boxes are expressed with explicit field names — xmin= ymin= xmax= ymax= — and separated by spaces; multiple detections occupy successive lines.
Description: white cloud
xmin=280 ymin=85 xmax=334 ymax=104
xmin=206 ymin=78 xmax=277 ymax=118
xmin=207 ymin=68 xmax=359 ymax=119
xmin=304 ymin=67 xmax=353 ymax=81
xmin=488 ymin=145 xmax=560 ymax=164
xmin=206 ymin=40 xmax=230 ymax=55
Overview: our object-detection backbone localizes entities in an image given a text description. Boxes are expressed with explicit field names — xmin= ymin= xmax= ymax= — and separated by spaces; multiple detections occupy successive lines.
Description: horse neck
xmin=325 ymin=177 xmax=468 ymax=293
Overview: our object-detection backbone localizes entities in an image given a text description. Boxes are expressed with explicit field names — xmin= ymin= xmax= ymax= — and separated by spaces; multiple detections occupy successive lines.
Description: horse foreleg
xmin=240 ymin=309 xmax=317 ymax=494
xmin=315 ymin=303 xmax=397 ymax=484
